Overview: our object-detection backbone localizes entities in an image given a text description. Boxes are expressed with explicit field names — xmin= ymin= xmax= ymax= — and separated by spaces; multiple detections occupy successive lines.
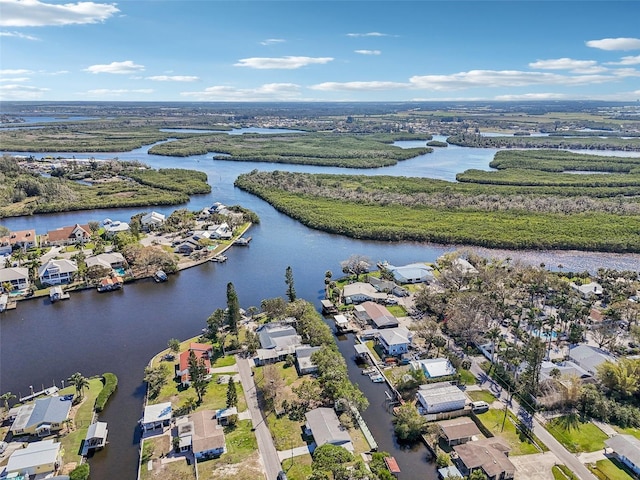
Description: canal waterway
xmin=2 ymin=129 xmax=640 ymax=479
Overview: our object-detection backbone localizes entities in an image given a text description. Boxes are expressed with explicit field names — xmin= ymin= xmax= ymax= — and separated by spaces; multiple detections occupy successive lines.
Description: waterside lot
xmin=474 ymin=408 xmax=548 ymax=456
xmin=545 ymin=415 xmax=609 ymax=454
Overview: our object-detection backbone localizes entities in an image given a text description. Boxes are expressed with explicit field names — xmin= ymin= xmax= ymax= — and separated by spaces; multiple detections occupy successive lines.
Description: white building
xmin=38 ymin=258 xmax=78 ymax=286
xmin=6 ymin=439 xmax=61 ymax=477
xmin=416 ymin=382 xmax=466 ymax=414
xmin=141 ymin=211 xmax=166 ymax=230
xmin=410 ymin=358 xmax=456 ymax=379
xmin=377 ymin=326 xmax=413 ymax=356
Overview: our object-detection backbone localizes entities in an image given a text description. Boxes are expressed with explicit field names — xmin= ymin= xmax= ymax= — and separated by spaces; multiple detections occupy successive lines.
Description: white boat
xmin=154 ymin=270 xmax=168 ymax=282
xmin=0 ymin=294 xmax=8 ymax=312
xmin=369 ymin=373 xmax=385 ymax=383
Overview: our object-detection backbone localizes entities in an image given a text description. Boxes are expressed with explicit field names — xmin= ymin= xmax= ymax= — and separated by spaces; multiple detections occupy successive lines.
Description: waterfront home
xmin=10 ymin=396 xmax=73 ymax=437
xmin=568 ymin=344 xmax=616 ymax=376
xmin=97 ymin=275 xmax=123 ymax=292
xmin=43 ymin=224 xmax=91 ymax=246
xmin=176 ymin=238 xmax=200 ymax=255
xmin=141 ymin=211 xmax=166 ymax=230
xmin=449 ymin=257 xmax=479 ymax=275
xmin=342 ymin=282 xmax=386 ymax=304
xmin=86 ymin=252 xmax=126 ymax=271
xmin=385 ymin=262 xmax=435 ymax=284
xmin=295 ymin=345 xmax=321 ymax=375
xmin=6 ymin=439 xmax=61 ymax=477
xmin=571 ymin=281 xmax=603 ymax=299
xmin=0 ymin=235 xmax=12 ymax=256
xmin=103 ymin=220 xmax=130 ymax=238
xmin=453 ymin=438 xmax=515 ymax=480
xmin=410 ymin=358 xmax=456 ymax=379
xmin=9 ymin=229 xmax=38 ymax=249
xmin=605 ymin=434 xmax=640 ymax=476
xmin=83 ymin=421 xmax=108 ymax=452
xmin=0 ymin=266 xmax=30 ymax=292
xmin=208 ymin=222 xmax=233 ymax=240
xmin=304 ymin=408 xmax=353 ymax=452
xmin=438 ymin=466 xmax=464 ymax=480
xmin=354 ymin=301 xmax=398 ymax=329
xmin=439 ymin=417 xmax=481 ymax=446
xmin=377 ymin=326 xmax=413 ymax=356
xmin=255 ymin=323 xmax=302 ymax=365
xmin=141 ymin=402 xmax=172 ymax=432
xmin=176 ymin=410 xmax=226 ymax=459
xmin=38 ymin=259 xmax=78 ymax=286
xmin=176 ymin=345 xmax=212 ymax=387
xmin=416 ymin=382 xmax=466 ymax=414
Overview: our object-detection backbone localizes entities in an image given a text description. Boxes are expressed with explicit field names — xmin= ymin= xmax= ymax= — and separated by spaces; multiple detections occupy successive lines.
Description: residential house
xmin=438 ymin=466 xmax=464 ymax=480
xmin=450 ymin=257 xmax=479 ymax=275
xmin=176 ymin=410 xmax=226 ymax=459
xmin=6 ymin=439 xmax=61 ymax=477
xmin=215 ymin=407 xmax=238 ymax=426
xmin=44 ymin=224 xmax=91 ymax=246
xmin=208 ymin=222 xmax=233 ymax=240
xmin=176 ymin=238 xmax=200 ymax=255
xmin=605 ymin=434 xmax=640 ymax=476
xmin=568 ymin=344 xmax=616 ymax=376
xmin=453 ymin=438 xmax=515 ymax=480
xmin=295 ymin=345 xmax=321 ymax=375
xmin=0 ymin=267 xmax=30 ymax=292
xmin=342 ymin=282 xmax=387 ymax=304
xmin=176 ymin=343 xmax=212 ymax=386
xmin=410 ymin=358 xmax=456 ymax=379
xmin=385 ymin=262 xmax=435 ymax=284
xmin=86 ymin=252 xmax=126 ymax=271
xmin=103 ymin=220 xmax=130 ymax=237
xmin=9 ymin=229 xmax=38 ymax=249
xmin=304 ymin=408 xmax=353 ymax=452
xmin=256 ymin=323 xmax=302 ymax=365
xmin=38 ymin=259 xmax=78 ymax=286
xmin=83 ymin=421 xmax=108 ymax=452
xmin=141 ymin=211 xmax=166 ymax=230
xmin=416 ymin=382 xmax=466 ymax=414
xmin=141 ymin=402 xmax=172 ymax=432
xmin=355 ymin=301 xmax=399 ymax=329
xmin=439 ymin=417 xmax=481 ymax=446
xmin=0 ymin=235 xmax=12 ymax=256
xmin=539 ymin=360 xmax=592 ymax=382
xmin=571 ymin=281 xmax=603 ymax=299
xmin=377 ymin=326 xmax=413 ymax=356
xmin=10 ymin=396 xmax=73 ymax=436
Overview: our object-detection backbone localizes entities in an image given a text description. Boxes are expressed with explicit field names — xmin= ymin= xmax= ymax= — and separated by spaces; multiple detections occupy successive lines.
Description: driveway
xmin=510 ymin=451 xmax=560 ymax=480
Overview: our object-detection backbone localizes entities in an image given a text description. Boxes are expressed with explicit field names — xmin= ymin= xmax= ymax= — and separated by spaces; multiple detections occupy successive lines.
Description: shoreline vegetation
xmin=234 ymin=159 xmax=640 ymax=253
xmin=0 ymin=156 xmax=211 ymax=218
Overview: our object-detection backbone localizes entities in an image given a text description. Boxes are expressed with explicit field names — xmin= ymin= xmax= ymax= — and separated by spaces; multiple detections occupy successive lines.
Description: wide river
xmin=1 ymin=129 xmax=639 ymax=480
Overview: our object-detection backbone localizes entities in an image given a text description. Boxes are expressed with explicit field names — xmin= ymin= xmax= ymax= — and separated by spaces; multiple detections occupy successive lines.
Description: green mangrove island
xmin=234 ymin=148 xmax=640 ymax=253
xmin=0 ymin=156 xmax=211 ymax=218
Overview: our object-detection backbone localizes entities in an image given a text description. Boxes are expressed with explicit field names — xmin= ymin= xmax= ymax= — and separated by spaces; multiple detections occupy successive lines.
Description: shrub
xmin=69 ymin=463 xmax=90 ymax=480
xmin=94 ymin=373 xmax=118 ymax=412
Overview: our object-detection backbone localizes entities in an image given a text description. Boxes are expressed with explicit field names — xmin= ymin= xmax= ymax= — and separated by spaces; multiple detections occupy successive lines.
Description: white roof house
xmin=104 ymin=220 xmax=130 ymax=236
xmin=141 ymin=211 xmax=166 ymax=228
xmin=0 ymin=267 xmax=30 ymax=291
xmin=377 ymin=326 xmax=413 ymax=356
xmin=38 ymin=258 xmax=78 ymax=286
xmin=305 ymin=408 xmax=353 ymax=452
xmin=571 ymin=281 xmax=603 ymax=299
xmin=410 ymin=358 xmax=456 ymax=379
xmin=416 ymin=382 xmax=467 ymax=414
xmin=142 ymin=402 xmax=172 ymax=432
xmin=605 ymin=435 xmax=640 ymax=476
xmin=257 ymin=323 xmax=301 ymax=350
xmin=569 ymin=344 xmax=616 ymax=375
xmin=386 ymin=262 xmax=435 ymax=284
xmin=6 ymin=439 xmax=61 ymax=477
xmin=86 ymin=252 xmax=126 ymax=270
xmin=342 ymin=282 xmax=386 ymax=304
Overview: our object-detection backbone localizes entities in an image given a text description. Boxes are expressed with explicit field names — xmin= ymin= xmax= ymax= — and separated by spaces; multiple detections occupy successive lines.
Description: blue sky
xmin=1 ymin=0 xmax=639 ymax=102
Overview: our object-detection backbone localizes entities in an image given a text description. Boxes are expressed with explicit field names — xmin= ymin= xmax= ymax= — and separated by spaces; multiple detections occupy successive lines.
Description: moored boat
xmin=154 ymin=270 xmax=168 ymax=282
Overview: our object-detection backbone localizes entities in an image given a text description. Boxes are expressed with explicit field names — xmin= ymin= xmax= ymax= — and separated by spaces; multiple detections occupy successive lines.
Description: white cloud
xmin=354 ymin=50 xmax=381 ymax=55
xmin=494 ymin=92 xmax=569 ymax=101
xmin=0 ymin=30 xmax=38 ymax=40
xmin=181 ymin=82 xmax=301 ymax=101
xmin=0 ymin=68 xmax=32 ymax=75
xmin=0 ymin=0 xmax=119 ymax=27
xmin=85 ymin=88 xmax=154 ymax=95
xmin=586 ymin=37 xmax=640 ymax=51
xmin=611 ymin=68 xmax=640 ymax=77
xmin=234 ymin=56 xmax=333 ymax=69
xmin=0 ymin=77 xmax=29 ymax=82
xmin=84 ymin=60 xmax=145 ymax=74
xmin=260 ymin=38 xmax=285 ymax=46
xmin=310 ymin=81 xmax=409 ymax=92
xmin=607 ymin=55 xmax=640 ymax=66
xmin=146 ymin=75 xmax=199 ymax=82
xmin=0 ymin=84 xmax=48 ymax=100
xmin=529 ymin=58 xmax=599 ymax=71
xmin=346 ymin=32 xmax=389 ymax=37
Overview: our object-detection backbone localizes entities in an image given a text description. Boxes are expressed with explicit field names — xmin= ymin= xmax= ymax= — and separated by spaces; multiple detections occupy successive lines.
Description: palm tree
xmin=486 ymin=326 xmax=501 ymax=363
xmin=1 ymin=392 xmax=16 ymax=411
xmin=67 ymin=372 xmax=90 ymax=399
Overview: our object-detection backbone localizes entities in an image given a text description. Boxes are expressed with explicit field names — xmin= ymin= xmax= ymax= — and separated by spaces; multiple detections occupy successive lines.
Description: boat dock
xmin=351 ymin=405 xmax=378 ymax=451
xmin=49 ymin=286 xmax=70 ymax=302
xmin=233 ymin=236 xmax=252 ymax=246
xmin=210 ymin=254 xmax=228 ymax=262
xmin=19 ymin=385 xmax=59 ymax=403
xmin=321 ymin=299 xmax=338 ymax=315
xmin=0 ymin=294 xmax=17 ymax=312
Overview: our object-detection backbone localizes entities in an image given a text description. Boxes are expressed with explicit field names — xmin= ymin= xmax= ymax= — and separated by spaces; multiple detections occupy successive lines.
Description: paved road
xmin=469 ymin=357 xmax=597 ymax=480
xmin=236 ymin=355 xmax=280 ymax=480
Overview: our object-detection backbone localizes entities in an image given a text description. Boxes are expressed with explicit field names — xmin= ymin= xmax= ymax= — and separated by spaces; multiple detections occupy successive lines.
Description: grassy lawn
xmin=140 ymin=436 xmax=181 ymax=480
xmin=458 ymin=369 xmax=478 ymax=386
xmin=552 ymin=464 xmax=579 ymax=480
xmin=365 ymin=341 xmax=382 ymax=362
xmin=212 ymin=355 xmax=237 ymax=368
xmin=267 ymin=413 xmax=307 ymax=450
xmin=386 ymin=304 xmax=407 ymax=317
xmin=546 ymin=415 xmax=609 ymax=453
xmin=281 ymin=453 xmax=313 ymax=480
xmin=466 ymin=390 xmax=497 ymax=404
xmin=59 ymin=377 xmax=104 ymax=464
xmin=613 ymin=426 xmax=640 ymax=440
xmin=475 ymin=408 xmax=546 ymax=455
xmin=588 ymin=458 xmax=635 ymax=480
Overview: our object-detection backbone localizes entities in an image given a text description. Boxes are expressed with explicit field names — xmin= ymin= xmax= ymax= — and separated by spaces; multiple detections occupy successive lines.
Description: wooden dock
xmin=351 ymin=405 xmax=378 ymax=451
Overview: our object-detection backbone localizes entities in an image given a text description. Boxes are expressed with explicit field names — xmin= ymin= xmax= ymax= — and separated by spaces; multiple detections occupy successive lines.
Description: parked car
xmin=277 ymin=471 xmax=288 ymax=480
xmin=471 ymin=401 xmax=489 ymax=413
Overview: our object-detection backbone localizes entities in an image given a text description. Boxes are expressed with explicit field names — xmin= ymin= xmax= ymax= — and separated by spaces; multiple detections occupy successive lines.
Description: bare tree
xmin=340 ymin=254 xmax=372 ymax=281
